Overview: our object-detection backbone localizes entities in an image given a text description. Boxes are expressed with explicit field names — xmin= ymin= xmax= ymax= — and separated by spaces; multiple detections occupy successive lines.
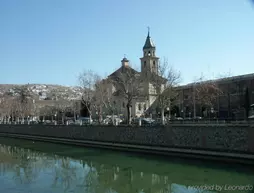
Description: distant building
xmin=174 ymin=73 xmax=254 ymax=120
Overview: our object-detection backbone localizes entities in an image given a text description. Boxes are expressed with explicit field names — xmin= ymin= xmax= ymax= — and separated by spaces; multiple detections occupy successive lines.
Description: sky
xmin=0 ymin=0 xmax=254 ymax=86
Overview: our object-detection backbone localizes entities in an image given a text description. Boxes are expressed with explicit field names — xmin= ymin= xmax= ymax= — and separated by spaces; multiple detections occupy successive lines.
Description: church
xmin=97 ymin=30 xmax=165 ymax=119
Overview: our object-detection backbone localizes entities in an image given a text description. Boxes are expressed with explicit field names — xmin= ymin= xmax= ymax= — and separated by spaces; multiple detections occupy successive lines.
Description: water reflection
xmin=0 ymin=138 xmax=254 ymax=193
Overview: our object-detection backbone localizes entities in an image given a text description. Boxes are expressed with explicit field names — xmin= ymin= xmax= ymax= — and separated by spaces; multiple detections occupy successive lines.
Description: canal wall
xmin=0 ymin=124 xmax=254 ymax=164
xmin=0 ymin=124 xmax=253 ymax=152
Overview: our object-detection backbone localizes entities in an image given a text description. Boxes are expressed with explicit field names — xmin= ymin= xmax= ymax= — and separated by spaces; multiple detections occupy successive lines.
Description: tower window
xmin=153 ymin=61 xmax=156 ymax=65
xmin=148 ymin=51 xmax=151 ymax=56
xmin=144 ymin=61 xmax=146 ymax=67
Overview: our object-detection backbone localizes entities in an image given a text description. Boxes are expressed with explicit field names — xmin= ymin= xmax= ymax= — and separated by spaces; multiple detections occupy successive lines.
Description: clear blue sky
xmin=0 ymin=0 xmax=254 ymax=86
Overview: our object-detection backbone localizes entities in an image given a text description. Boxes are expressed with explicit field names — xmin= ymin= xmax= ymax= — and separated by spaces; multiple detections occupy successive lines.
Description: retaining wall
xmin=0 ymin=124 xmax=254 ymax=154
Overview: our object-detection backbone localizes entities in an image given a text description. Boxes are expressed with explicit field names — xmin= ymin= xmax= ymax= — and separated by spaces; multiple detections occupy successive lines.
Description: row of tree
xmin=0 ymin=85 xmax=78 ymax=124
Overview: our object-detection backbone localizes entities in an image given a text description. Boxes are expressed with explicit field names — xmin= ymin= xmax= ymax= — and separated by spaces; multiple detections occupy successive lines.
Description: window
xmin=138 ymin=103 xmax=142 ymax=111
xmin=148 ymin=51 xmax=151 ymax=56
xmin=144 ymin=61 xmax=146 ymax=67
xmin=144 ymin=104 xmax=147 ymax=110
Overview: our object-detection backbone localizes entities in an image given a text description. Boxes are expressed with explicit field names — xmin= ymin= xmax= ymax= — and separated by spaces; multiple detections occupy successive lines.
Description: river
xmin=0 ymin=137 xmax=253 ymax=193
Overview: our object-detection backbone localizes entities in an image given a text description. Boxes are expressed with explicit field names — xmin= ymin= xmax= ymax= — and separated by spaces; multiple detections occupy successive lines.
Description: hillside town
xmin=0 ymin=31 xmax=254 ymax=125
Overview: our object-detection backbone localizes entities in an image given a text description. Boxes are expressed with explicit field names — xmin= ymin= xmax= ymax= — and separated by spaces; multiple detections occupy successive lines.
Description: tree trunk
xmin=98 ymin=107 xmax=102 ymax=124
xmin=161 ymin=108 xmax=165 ymax=125
xmin=89 ymin=114 xmax=92 ymax=124
xmin=111 ymin=113 xmax=115 ymax=125
xmin=127 ymin=104 xmax=131 ymax=125
xmin=62 ymin=115 xmax=64 ymax=125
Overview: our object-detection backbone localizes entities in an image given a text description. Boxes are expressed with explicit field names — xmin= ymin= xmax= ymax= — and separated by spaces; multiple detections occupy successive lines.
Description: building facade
xmin=174 ymin=74 xmax=254 ymax=120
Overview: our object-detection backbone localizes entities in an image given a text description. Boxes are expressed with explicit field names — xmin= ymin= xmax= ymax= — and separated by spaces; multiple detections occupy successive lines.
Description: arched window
xmin=138 ymin=103 xmax=142 ymax=111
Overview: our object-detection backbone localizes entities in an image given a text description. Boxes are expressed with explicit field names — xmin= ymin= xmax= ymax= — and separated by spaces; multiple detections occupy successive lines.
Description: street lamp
xmin=166 ymin=107 xmax=170 ymax=119
xmin=54 ymin=113 xmax=57 ymax=125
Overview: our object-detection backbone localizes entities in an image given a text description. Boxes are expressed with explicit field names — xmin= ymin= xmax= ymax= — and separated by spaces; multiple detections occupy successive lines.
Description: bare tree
xmin=109 ymin=65 xmax=143 ymax=125
xmin=69 ymin=100 xmax=80 ymax=121
xmin=0 ymin=95 xmax=11 ymax=123
xmin=192 ymin=75 xmax=223 ymax=118
xmin=56 ymin=99 xmax=70 ymax=124
xmin=93 ymin=78 xmax=109 ymax=124
xmin=79 ymin=70 xmax=98 ymax=122
xmin=151 ymin=58 xmax=181 ymax=125
xmin=14 ymin=84 xmax=34 ymax=123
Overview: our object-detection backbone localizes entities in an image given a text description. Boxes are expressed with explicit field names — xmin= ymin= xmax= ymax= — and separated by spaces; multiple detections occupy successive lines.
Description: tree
xmin=79 ymin=70 xmax=98 ymax=122
xmin=0 ymin=95 xmax=12 ymax=123
xmin=69 ymin=100 xmax=80 ymax=121
xmin=191 ymin=75 xmax=223 ymax=118
xmin=109 ymin=65 xmax=143 ymax=125
xmin=93 ymin=78 xmax=110 ymax=124
xmin=151 ymin=58 xmax=181 ymax=125
xmin=56 ymin=99 xmax=70 ymax=124
xmin=14 ymin=84 xmax=34 ymax=123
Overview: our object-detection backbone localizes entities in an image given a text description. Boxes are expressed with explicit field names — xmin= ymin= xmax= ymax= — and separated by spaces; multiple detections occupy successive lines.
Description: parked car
xmin=103 ymin=115 xmax=123 ymax=125
xmin=77 ymin=117 xmax=93 ymax=125
xmin=133 ymin=117 xmax=155 ymax=126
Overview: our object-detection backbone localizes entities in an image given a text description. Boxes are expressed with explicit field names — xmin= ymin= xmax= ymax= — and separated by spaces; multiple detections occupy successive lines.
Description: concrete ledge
xmin=1 ymin=132 xmax=254 ymax=165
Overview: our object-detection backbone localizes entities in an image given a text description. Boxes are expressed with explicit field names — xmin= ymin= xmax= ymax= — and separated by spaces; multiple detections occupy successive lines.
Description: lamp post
xmin=54 ymin=113 xmax=57 ymax=125
xmin=210 ymin=107 xmax=214 ymax=120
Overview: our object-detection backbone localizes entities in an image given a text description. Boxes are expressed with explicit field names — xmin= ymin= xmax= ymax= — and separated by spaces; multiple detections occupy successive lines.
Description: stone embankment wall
xmin=0 ymin=124 xmax=254 ymax=153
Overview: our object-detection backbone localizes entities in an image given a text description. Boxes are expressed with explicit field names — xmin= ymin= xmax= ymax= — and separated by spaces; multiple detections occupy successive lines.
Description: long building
xmin=174 ymin=73 xmax=254 ymax=120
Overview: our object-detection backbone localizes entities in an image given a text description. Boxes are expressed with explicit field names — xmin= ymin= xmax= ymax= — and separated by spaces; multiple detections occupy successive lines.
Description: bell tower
xmin=140 ymin=27 xmax=159 ymax=77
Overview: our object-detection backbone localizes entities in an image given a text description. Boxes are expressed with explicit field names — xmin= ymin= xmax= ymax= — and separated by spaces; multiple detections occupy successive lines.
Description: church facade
xmin=98 ymin=31 xmax=163 ymax=119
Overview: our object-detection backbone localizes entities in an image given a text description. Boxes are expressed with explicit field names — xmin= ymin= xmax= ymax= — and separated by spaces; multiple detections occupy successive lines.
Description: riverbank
xmin=0 ymin=124 xmax=254 ymax=165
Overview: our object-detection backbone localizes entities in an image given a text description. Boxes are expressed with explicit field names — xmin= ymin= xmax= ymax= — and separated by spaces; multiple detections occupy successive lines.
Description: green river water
xmin=0 ymin=137 xmax=253 ymax=193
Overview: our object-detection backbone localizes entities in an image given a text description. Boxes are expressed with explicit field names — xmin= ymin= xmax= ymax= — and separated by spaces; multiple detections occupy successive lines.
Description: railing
xmin=0 ymin=119 xmax=253 ymax=127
